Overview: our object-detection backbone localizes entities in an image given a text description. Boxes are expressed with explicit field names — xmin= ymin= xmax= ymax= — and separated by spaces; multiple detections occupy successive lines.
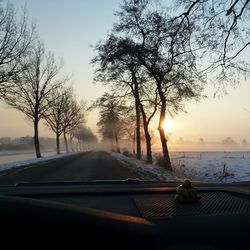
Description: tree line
xmin=92 ymin=0 xmax=250 ymax=170
xmin=0 ymin=2 xmax=95 ymax=157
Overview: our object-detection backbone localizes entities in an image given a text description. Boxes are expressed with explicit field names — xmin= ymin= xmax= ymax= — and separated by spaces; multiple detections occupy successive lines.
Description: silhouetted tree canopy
xmin=0 ymin=2 xmax=35 ymax=96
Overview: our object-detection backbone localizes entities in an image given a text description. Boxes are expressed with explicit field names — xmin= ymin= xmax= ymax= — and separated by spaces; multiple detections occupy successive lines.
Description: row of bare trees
xmin=92 ymin=0 xmax=250 ymax=170
xmin=91 ymin=93 xmax=132 ymax=153
xmin=0 ymin=2 xmax=87 ymax=157
xmin=43 ymin=87 xmax=86 ymax=154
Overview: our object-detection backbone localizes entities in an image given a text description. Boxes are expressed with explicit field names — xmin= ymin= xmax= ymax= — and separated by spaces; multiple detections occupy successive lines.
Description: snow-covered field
xmin=171 ymin=151 xmax=250 ymax=183
xmin=113 ymin=151 xmax=250 ymax=183
xmin=0 ymin=152 xmax=78 ymax=172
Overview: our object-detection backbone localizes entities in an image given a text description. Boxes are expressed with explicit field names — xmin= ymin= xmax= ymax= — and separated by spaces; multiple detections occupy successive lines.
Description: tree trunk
xmin=33 ymin=119 xmax=41 ymax=158
xmin=140 ymin=104 xmax=153 ymax=163
xmin=115 ymin=133 xmax=121 ymax=153
xmin=157 ymin=86 xmax=172 ymax=170
xmin=133 ymin=73 xmax=141 ymax=160
xmin=135 ymin=100 xmax=141 ymax=160
xmin=77 ymin=139 xmax=81 ymax=152
xmin=132 ymin=129 xmax=135 ymax=155
xmin=69 ymin=137 xmax=74 ymax=152
xmin=56 ymin=132 xmax=60 ymax=154
xmin=63 ymin=131 xmax=69 ymax=153
xmin=79 ymin=139 xmax=83 ymax=152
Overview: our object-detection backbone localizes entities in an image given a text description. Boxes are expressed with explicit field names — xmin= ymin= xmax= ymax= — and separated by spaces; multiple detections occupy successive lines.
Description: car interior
xmin=1 ymin=180 xmax=250 ymax=249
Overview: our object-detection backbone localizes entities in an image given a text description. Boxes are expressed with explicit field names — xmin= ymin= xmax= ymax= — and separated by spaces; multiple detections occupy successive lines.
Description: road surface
xmin=0 ymin=151 xmax=142 ymax=185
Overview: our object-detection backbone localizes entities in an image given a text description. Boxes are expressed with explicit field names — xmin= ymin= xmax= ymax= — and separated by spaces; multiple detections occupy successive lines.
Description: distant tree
xmin=78 ymin=126 xmax=98 ymax=149
xmin=69 ymin=129 xmax=77 ymax=152
xmin=70 ymin=126 xmax=84 ymax=151
xmin=3 ymin=41 xmax=67 ymax=158
xmin=70 ymin=126 xmax=97 ymax=151
xmin=222 ymin=137 xmax=237 ymax=145
xmin=199 ymin=138 xmax=204 ymax=144
xmin=62 ymin=99 xmax=86 ymax=153
xmin=177 ymin=137 xmax=184 ymax=144
xmin=44 ymin=87 xmax=73 ymax=154
xmin=93 ymin=93 xmax=128 ymax=153
xmin=242 ymin=139 xmax=248 ymax=146
xmin=82 ymin=127 xmax=98 ymax=143
xmin=0 ymin=2 xmax=35 ymax=96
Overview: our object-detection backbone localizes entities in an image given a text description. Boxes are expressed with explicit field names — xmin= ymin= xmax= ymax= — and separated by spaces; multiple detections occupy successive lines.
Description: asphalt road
xmin=0 ymin=151 xmax=142 ymax=185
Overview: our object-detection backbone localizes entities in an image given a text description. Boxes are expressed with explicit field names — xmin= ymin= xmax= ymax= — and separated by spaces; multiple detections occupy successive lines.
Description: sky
xmin=0 ymin=0 xmax=250 ymax=143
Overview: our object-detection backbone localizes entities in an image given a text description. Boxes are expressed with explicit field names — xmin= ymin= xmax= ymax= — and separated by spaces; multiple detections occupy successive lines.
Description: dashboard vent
xmin=134 ymin=191 xmax=250 ymax=218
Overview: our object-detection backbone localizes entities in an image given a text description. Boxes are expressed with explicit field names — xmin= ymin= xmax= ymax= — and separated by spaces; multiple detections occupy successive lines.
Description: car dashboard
xmin=1 ymin=181 xmax=250 ymax=250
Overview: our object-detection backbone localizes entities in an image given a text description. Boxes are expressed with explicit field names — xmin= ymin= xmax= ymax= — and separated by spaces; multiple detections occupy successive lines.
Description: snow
xmin=111 ymin=152 xmax=181 ymax=181
xmin=171 ymin=151 xmax=250 ymax=183
xmin=112 ymin=151 xmax=250 ymax=183
xmin=0 ymin=152 xmax=78 ymax=173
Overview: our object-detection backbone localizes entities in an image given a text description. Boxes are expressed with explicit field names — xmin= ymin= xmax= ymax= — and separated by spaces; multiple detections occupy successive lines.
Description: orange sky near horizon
xmin=1 ymin=78 xmax=250 ymax=144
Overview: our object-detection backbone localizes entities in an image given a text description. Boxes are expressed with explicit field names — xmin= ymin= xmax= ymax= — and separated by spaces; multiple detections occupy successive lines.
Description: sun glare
xmin=162 ymin=120 xmax=174 ymax=133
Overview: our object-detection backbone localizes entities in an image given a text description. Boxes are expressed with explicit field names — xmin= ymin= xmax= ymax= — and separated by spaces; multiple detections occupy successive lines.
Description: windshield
xmin=0 ymin=0 xmax=249 ymax=186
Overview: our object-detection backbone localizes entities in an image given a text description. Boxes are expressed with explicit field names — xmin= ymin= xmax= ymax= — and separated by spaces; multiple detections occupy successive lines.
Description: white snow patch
xmin=0 ymin=153 xmax=79 ymax=173
xmin=170 ymin=151 xmax=250 ymax=183
xmin=111 ymin=152 xmax=181 ymax=181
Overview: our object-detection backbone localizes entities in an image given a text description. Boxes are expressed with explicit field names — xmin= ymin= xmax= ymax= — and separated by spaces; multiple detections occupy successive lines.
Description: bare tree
xmin=44 ymin=87 xmax=73 ymax=154
xmin=93 ymin=36 xmax=143 ymax=160
xmin=62 ymin=99 xmax=86 ymax=153
xmin=72 ymin=126 xmax=84 ymax=152
xmin=3 ymin=41 xmax=67 ymax=158
xmin=72 ymin=126 xmax=97 ymax=151
xmin=44 ymin=87 xmax=86 ymax=154
xmin=0 ymin=2 xmax=35 ymax=96
xmin=93 ymin=93 xmax=128 ymax=153
xmin=173 ymin=0 xmax=250 ymax=76
xmin=113 ymin=0 xmax=203 ymax=168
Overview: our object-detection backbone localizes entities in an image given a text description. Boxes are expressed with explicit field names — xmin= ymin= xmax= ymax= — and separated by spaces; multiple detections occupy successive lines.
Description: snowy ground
xmin=0 ymin=150 xmax=61 ymax=164
xmin=0 ymin=152 xmax=78 ymax=172
xmin=170 ymin=151 xmax=250 ymax=183
xmin=111 ymin=152 xmax=181 ymax=181
xmin=112 ymin=151 xmax=250 ymax=183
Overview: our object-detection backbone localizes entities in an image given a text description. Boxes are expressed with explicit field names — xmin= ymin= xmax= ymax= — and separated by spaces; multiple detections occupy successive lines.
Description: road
xmin=0 ymin=151 xmax=142 ymax=185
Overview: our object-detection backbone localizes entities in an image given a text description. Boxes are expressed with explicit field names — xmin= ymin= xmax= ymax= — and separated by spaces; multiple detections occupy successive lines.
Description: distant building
xmin=12 ymin=136 xmax=33 ymax=145
xmin=0 ymin=137 xmax=11 ymax=145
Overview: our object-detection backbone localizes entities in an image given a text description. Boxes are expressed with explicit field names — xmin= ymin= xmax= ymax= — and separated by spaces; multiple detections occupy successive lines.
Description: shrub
xmin=155 ymin=153 xmax=172 ymax=171
xmin=122 ymin=149 xmax=132 ymax=157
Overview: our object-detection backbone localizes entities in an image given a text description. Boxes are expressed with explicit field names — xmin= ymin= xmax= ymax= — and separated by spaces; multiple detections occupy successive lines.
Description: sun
xmin=162 ymin=120 xmax=174 ymax=133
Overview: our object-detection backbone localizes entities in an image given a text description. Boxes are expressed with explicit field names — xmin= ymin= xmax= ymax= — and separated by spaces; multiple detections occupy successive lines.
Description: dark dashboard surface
xmin=1 ymin=182 xmax=250 ymax=249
